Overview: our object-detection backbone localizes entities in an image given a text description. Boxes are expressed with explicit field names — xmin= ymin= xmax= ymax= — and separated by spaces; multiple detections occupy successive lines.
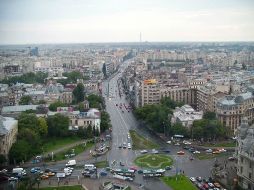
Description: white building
xmin=171 ymin=105 xmax=203 ymax=128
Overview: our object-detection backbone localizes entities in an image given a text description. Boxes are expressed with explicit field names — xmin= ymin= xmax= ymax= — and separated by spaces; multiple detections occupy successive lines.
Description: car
xmin=140 ymin=150 xmax=148 ymax=154
xmin=0 ymin=169 xmax=7 ymax=173
xmin=214 ymin=182 xmax=221 ymax=188
xmin=125 ymin=177 xmax=133 ymax=181
xmin=166 ymin=141 xmax=172 ymax=144
xmin=213 ymin=151 xmax=220 ymax=154
xmin=122 ymin=143 xmax=127 ymax=148
xmin=138 ymin=170 xmax=143 ymax=174
xmin=174 ymin=143 xmax=180 ymax=146
xmin=177 ymin=151 xmax=185 ymax=155
xmin=120 ymin=162 xmax=125 ymax=166
xmin=8 ymin=177 xmax=18 ymax=181
xmin=205 ymin=149 xmax=213 ymax=153
xmin=116 ymin=104 xmax=118 ymax=106
xmin=183 ymin=146 xmax=190 ymax=150
xmin=100 ymin=171 xmax=107 ymax=176
xmin=228 ymin=156 xmax=236 ymax=161
xmin=189 ymin=177 xmax=196 ymax=183
xmin=118 ymin=145 xmax=122 ymax=148
xmin=151 ymin=149 xmax=159 ymax=154
xmin=196 ymin=177 xmax=202 ymax=182
xmin=189 ymin=148 xmax=195 ymax=153
xmin=30 ymin=167 xmax=41 ymax=173
xmin=193 ymin=151 xmax=201 ymax=154
xmin=40 ymin=175 xmax=49 ymax=180
xmin=47 ymin=172 xmax=55 ymax=176
xmin=128 ymin=145 xmax=131 ymax=149
xmin=122 ymin=110 xmax=124 ymax=113
xmin=183 ymin=140 xmax=192 ymax=145
xmin=130 ymin=166 xmax=138 ymax=171
xmin=208 ymin=182 xmax=214 ymax=188
xmin=165 ymin=166 xmax=172 ymax=170
xmin=219 ymin=148 xmax=227 ymax=153
xmin=160 ymin=148 xmax=171 ymax=153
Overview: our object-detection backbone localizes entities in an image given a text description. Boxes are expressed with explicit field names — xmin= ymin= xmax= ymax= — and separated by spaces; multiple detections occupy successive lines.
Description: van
xmin=84 ymin=164 xmax=96 ymax=171
xmin=12 ymin=168 xmax=26 ymax=176
xmin=66 ymin=160 xmax=76 ymax=166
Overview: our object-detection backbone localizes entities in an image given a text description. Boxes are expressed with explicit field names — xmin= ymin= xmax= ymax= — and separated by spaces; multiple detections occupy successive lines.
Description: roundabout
xmin=134 ymin=154 xmax=173 ymax=169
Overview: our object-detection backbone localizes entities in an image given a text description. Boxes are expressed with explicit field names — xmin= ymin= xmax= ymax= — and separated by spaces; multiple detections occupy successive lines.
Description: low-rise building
xmin=171 ymin=105 xmax=203 ymax=128
xmin=1 ymin=105 xmax=39 ymax=118
xmin=216 ymin=86 xmax=254 ymax=135
xmin=0 ymin=116 xmax=18 ymax=158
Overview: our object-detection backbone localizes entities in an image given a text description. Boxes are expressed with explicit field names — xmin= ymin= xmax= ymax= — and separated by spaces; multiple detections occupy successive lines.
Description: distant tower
xmin=140 ymin=32 xmax=142 ymax=43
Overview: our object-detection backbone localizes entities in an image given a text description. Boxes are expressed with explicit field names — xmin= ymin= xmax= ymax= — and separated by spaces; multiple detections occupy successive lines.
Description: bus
xmin=112 ymin=169 xmax=135 ymax=177
xmin=143 ymin=169 xmax=165 ymax=178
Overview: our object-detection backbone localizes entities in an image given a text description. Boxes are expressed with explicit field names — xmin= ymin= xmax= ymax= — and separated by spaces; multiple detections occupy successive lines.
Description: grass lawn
xmin=202 ymin=141 xmax=236 ymax=147
xmin=195 ymin=152 xmax=230 ymax=160
xmin=40 ymin=185 xmax=83 ymax=190
xmin=45 ymin=142 xmax=93 ymax=162
xmin=162 ymin=175 xmax=197 ymax=190
xmin=43 ymin=137 xmax=82 ymax=152
xmin=129 ymin=130 xmax=159 ymax=150
xmin=94 ymin=160 xmax=109 ymax=168
xmin=134 ymin=154 xmax=173 ymax=168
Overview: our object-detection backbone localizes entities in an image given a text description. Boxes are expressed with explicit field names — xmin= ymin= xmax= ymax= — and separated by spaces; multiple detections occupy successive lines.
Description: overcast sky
xmin=0 ymin=0 xmax=254 ymax=44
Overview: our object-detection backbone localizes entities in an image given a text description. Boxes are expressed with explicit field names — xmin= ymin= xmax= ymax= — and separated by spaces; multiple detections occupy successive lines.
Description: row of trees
xmin=134 ymin=97 xmax=183 ymax=133
xmin=0 ymin=72 xmax=48 ymax=85
xmin=56 ymin=71 xmax=89 ymax=86
xmin=134 ymin=97 xmax=226 ymax=140
xmin=9 ymin=113 xmax=70 ymax=164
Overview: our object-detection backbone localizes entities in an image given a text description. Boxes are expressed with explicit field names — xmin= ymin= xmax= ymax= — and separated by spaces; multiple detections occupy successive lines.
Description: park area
xmin=162 ymin=175 xmax=197 ymax=190
xmin=129 ymin=130 xmax=159 ymax=150
xmin=134 ymin=154 xmax=173 ymax=168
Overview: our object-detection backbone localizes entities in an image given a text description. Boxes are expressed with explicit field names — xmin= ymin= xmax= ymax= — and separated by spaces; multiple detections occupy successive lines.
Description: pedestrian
xmin=183 ymin=170 xmax=185 ymax=174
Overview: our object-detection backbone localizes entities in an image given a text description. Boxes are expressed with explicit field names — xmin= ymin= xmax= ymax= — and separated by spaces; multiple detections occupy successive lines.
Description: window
xmin=249 ymin=173 xmax=251 ymax=179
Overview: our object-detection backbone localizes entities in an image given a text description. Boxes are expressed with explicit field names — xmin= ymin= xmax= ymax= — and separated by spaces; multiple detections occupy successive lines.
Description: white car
xmin=193 ymin=151 xmax=201 ymax=154
xmin=174 ymin=143 xmax=180 ymax=146
xmin=206 ymin=149 xmax=213 ymax=153
xmin=183 ymin=141 xmax=192 ymax=145
xmin=166 ymin=141 xmax=172 ymax=144
xmin=189 ymin=177 xmax=196 ymax=183
xmin=151 ymin=149 xmax=159 ymax=154
xmin=140 ymin=150 xmax=148 ymax=154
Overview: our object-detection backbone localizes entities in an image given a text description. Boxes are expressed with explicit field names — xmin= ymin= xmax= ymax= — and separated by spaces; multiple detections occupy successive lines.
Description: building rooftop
xmin=2 ymin=105 xmax=39 ymax=113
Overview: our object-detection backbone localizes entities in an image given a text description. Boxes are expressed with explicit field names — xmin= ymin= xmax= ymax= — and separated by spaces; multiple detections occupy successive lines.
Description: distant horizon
xmin=1 ymin=0 xmax=254 ymax=44
xmin=1 ymin=40 xmax=254 ymax=46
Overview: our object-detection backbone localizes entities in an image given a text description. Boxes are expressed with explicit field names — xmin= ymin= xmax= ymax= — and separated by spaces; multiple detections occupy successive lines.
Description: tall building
xmin=30 ymin=47 xmax=39 ymax=56
xmin=236 ymin=118 xmax=254 ymax=190
xmin=140 ymin=79 xmax=160 ymax=107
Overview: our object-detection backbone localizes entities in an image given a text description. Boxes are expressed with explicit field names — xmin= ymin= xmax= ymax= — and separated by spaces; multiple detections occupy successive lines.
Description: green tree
xmin=63 ymin=71 xmax=84 ymax=83
xmin=86 ymin=125 xmax=93 ymax=138
xmin=0 ymin=154 xmax=7 ymax=165
xmin=38 ymin=99 xmax=46 ymax=104
xmin=87 ymin=94 xmax=103 ymax=109
xmin=170 ymin=123 xmax=189 ymax=137
xmin=19 ymin=95 xmax=33 ymax=105
xmin=102 ymin=63 xmax=107 ymax=78
xmin=38 ymin=117 xmax=48 ymax=136
xmin=47 ymin=114 xmax=69 ymax=137
xmin=100 ymin=111 xmax=111 ymax=132
xmin=203 ymin=112 xmax=216 ymax=120
xmin=78 ymin=102 xmax=85 ymax=112
xmin=18 ymin=113 xmax=39 ymax=133
xmin=73 ymin=83 xmax=85 ymax=103
xmin=9 ymin=140 xmax=31 ymax=164
xmin=48 ymin=101 xmax=67 ymax=111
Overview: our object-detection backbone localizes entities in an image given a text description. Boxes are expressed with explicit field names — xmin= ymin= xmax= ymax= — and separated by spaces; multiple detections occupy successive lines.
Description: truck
xmin=56 ymin=172 xmax=66 ymax=178
xmin=12 ymin=168 xmax=26 ymax=176
xmin=66 ymin=160 xmax=76 ymax=167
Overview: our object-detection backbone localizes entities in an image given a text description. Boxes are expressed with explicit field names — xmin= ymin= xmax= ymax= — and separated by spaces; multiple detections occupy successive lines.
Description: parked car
xmin=100 ymin=171 xmax=107 ymax=176
xmin=165 ymin=166 xmax=172 ymax=170
xmin=177 ymin=151 xmax=185 ymax=155
xmin=189 ymin=177 xmax=196 ymax=183
xmin=140 ymin=150 xmax=148 ymax=154
xmin=205 ymin=149 xmax=213 ymax=153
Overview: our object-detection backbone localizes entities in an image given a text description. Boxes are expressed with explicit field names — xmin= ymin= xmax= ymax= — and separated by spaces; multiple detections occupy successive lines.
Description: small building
xmin=1 ymin=105 xmax=39 ymax=118
xmin=0 ymin=116 xmax=18 ymax=158
xmin=171 ymin=104 xmax=203 ymax=128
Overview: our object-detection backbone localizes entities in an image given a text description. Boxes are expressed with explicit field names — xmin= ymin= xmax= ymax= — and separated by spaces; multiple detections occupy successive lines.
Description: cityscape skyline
xmin=0 ymin=0 xmax=254 ymax=44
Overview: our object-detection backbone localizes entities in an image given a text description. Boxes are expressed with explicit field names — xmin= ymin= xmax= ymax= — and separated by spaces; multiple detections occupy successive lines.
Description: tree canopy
xmin=48 ymin=101 xmax=67 ymax=111
xmin=19 ymin=95 xmax=33 ymax=105
xmin=47 ymin=113 xmax=69 ymax=137
xmin=73 ymin=83 xmax=85 ymax=103
xmin=0 ymin=72 xmax=47 ymax=85
xmin=86 ymin=94 xmax=104 ymax=109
